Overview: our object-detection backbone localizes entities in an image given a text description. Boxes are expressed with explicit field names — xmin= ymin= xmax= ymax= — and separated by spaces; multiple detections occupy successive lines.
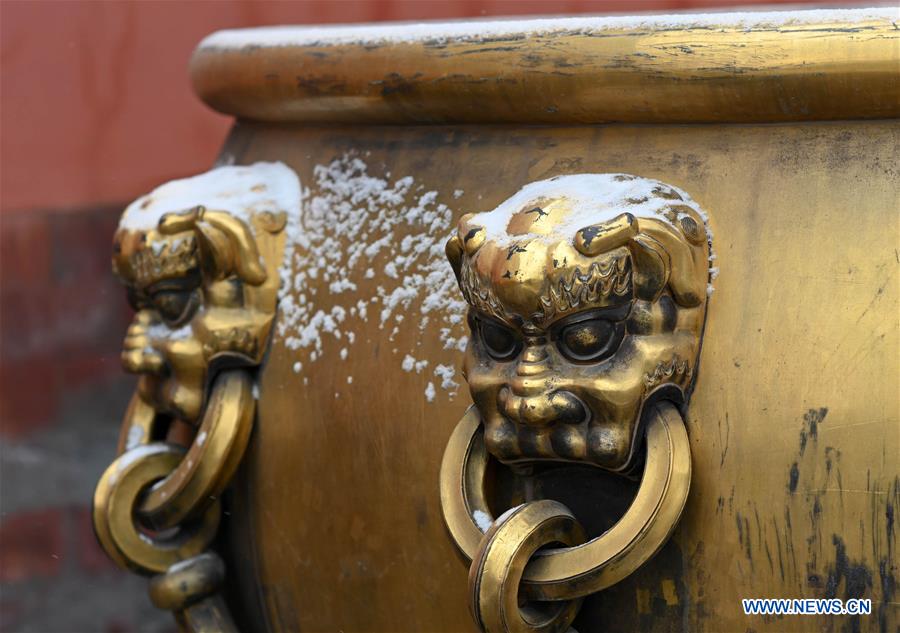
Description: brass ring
xmin=440 ymin=401 xmax=691 ymax=601
xmin=468 ymin=500 xmax=585 ymax=633
xmin=439 ymin=406 xmax=493 ymax=560
xmin=137 ymin=370 xmax=255 ymax=531
xmin=93 ymin=443 xmax=221 ymax=575
xmin=149 ymin=552 xmax=226 ymax=611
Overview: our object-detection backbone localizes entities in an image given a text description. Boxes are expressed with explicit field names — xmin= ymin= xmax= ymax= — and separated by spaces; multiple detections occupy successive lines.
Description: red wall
xmin=1 ymin=0 xmax=867 ymax=215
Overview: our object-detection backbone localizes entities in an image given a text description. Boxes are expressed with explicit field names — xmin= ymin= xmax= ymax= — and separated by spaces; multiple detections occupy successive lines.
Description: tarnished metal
xmin=92 ymin=167 xmax=291 ymax=629
xmin=438 ymin=174 xmax=706 ymax=629
xmin=440 ymin=403 xmax=691 ymax=602
xmin=468 ymin=500 xmax=585 ymax=633
xmin=93 ymin=8 xmax=899 ymax=632
xmin=190 ymin=13 xmax=900 ymax=124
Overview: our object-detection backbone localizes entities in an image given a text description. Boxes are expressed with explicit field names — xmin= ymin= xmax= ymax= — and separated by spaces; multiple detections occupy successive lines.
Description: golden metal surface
xmin=139 ymin=370 xmax=255 ymax=531
xmin=115 ymin=391 xmax=156 ymax=453
xmin=150 ymin=553 xmax=239 ymax=632
xmin=191 ymin=14 xmax=900 ymax=124
xmin=176 ymin=596 xmax=240 ymax=633
xmin=113 ymin=205 xmax=282 ymax=426
xmin=445 ymin=174 xmax=709 ymax=470
xmin=222 ymin=120 xmax=897 ymax=632
xmin=437 ymin=170 xmax=706 ymax=628
xmin=439 ymin=406 xmax=492 ymax=562
xmin=149 ymin=552 xmax=225 ymax=611
xmin=90 ymin=10 xmax=900 ymax=631
xmin=468 ymin=501 xmax=585 ymax=633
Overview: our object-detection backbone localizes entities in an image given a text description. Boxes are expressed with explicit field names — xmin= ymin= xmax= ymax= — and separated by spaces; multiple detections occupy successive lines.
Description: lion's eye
xmin=126 ymin=287 xmax=147 ymax=312
xmin=150 ymin=289 xmax=196 ymax=326
xmin=557 ymin=318 xmax=623 ymax=363
xmin=478 ymin=319 xmax=521 ymax=361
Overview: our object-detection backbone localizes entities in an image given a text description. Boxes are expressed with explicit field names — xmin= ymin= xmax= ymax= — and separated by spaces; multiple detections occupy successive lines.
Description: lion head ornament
xmin=446 ymin=174 xmax=713 ymax=472
xmin=112 ymin=162 xmax=298 ymax=424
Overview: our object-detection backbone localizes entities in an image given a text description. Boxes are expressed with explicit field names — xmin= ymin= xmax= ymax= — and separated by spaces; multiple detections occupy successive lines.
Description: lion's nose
xmin=499 ymin=387 xmax=588 ymax=427
xmin=121 ymin=313 xmax=166 ymax=375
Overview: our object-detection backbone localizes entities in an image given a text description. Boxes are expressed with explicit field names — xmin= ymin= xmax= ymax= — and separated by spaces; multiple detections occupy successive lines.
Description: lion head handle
xmin=446 ymin=174 xmax=712 ymax=471
xmin=112 ymin=162 xmax=298 ymax=424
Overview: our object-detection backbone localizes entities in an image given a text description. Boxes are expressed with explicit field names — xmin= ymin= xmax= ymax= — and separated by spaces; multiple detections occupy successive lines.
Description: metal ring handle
xmin=469 ymin=500 xmax=585 ymax=633
xmin=137 ymin=370 xmax=255 ymax=531
xmin=92 ymin=443 xmax=221 ymax=575
xmin=440 ymin=401 xmax=691 ymax=601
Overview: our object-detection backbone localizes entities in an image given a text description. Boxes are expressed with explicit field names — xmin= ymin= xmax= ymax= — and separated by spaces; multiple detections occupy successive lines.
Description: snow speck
xmin=401 ymin=354 xmax=430 ymax=374
xmin=276 ymin=154 xmax=468 ymax=397
xmin=125 ymin=425 xmax=144 ymax=450
xmin=434 ymin=364 xmax=459 ymax=392
xmin=424 ymin=382 xmax=436 ymax=402
xmin=473 ymin=510 xmax=492 ymax=532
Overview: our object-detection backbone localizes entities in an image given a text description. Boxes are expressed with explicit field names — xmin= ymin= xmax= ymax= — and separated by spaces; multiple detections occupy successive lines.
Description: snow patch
xmin=474 ymin=173 xmax=717 ymax=291
xmin=120 ymin=162 xmax=301 ymax=233
xmin=276 ymin=154 xmax=468 ymax=394
xmin=200 ymin=9 xmax=897 ymax=50
xmin=476 ymin=173 xmax=709 ymax=245
xmin=473 ymin=510 xmax=493 ymax=532
xmin=147 ymin=322 xmax=193 ymax=341
xmin=125 ymin=425 xmax=144 ymax=451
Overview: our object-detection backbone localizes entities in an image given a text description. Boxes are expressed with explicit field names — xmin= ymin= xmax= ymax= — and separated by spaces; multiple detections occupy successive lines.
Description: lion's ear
xmin=159 ymin=207 xmax=267 ymax=286
xmin=629 ymin=234 xmax=670 ymax=302
xmin=447 ymin=213 xmax=487 ymax=284
xmin=445 ymin=234 xmax=464 ymax=283
xmin=636 ymin=219 xmax=705 ymax=307
xmin=195 ymin=210 xmax=267 ymax=285
xmin=575 ymin=212 xmax=706 ymax=307
xmin=157 ymin=206 xmax=202 ymax=234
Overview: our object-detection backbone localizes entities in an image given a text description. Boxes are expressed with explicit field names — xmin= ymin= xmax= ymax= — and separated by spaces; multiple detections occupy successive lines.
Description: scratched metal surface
xmin=213 ymin=120 xmax=898 ymax=632
xmin=190 ymin=14 xmax=900 ymax=125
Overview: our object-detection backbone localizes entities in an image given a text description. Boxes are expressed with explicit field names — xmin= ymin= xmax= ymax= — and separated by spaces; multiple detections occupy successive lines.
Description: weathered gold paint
xmin=444 ymin=174 xmax=708 ymax=473
xmin=94 ymin=12 xmax=899 ymax=632
xmin=93 ymin=198 xmax=289 ymax=627
xmin=221 ymin=120 xmax=898 ymax=632
xmin=191 ymin=19 xmax=900 ymax=124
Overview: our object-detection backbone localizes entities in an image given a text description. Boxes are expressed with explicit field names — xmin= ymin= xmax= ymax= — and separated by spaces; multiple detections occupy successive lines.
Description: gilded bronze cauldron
xmin=93 ymin=8 xmax=899 ymax=632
